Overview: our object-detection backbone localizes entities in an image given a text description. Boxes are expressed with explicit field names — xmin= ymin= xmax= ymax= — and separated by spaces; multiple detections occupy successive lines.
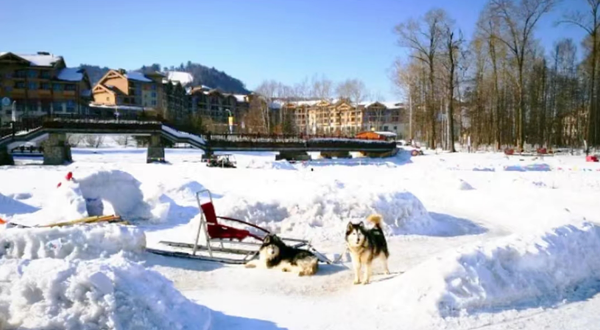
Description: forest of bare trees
xmin=393 ymin=0 xmax=600 ymax=153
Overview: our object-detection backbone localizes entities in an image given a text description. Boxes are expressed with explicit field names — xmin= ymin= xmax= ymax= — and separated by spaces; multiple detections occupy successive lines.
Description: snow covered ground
xmin=1 ymin=147 xmax=600 ymax=329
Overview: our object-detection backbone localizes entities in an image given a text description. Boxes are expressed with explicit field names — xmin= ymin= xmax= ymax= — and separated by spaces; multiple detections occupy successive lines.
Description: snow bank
xmin=394 ymin=222 xmax=600 ymax=318
xmin=12 ymin=170 xmax=168 ymax=226
xmin=0 ymin=255 xmax=211 ymax=330
xmin=0 ymin=224 xmax=145 ymax=260
xmin=0 ymin=193 xmax=39 ymax=217
xmin=216 ymin=180 xmax=468 ymax=241
xmin=245 ymin=159 xmax=297 ymax=170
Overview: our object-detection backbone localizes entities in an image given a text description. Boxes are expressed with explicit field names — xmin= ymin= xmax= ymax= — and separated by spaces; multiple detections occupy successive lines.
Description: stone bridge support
xmin=275 ymin=151 xmax=311 ymax=161
xmin=0 ymin=148 xmax=14 ymax=165
xmin=43 ymin=133 xmax=72 ymax=165
xmin=320 ymin=151 xmax=351 ymax=159
xmin=146 ymin=134 xmax=166 ymax=163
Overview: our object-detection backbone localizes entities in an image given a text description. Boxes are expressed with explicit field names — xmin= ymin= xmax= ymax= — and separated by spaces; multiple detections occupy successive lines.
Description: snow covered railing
xmin=206 ymin=133 xmax=394 ymax=145
xmin=161 ymin=125 xmax=206 ymax=146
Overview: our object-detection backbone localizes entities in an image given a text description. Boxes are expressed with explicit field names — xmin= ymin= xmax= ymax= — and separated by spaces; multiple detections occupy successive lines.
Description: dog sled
xmin=147 ymin=189 xmax=334 ymax=265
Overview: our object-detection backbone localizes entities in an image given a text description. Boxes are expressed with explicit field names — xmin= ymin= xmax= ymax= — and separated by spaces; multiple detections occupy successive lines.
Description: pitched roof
xmin=166 ymin=71 xmax=194 ymax=86
xmin=125 ymin=71 xmax=152 ymax=82
xmin=17 ymin=53 xmax=63 ymax=67
xmin=57 ymin=68 xmax=85 ymax=82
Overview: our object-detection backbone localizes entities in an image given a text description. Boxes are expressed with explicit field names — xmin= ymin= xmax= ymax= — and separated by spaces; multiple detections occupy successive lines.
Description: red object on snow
xmin=201 ymin=202 xmax=263 ymax=241
xmin=57 ymin=171 xmax=74 ymax=188
xmin=0 ymin=218 xmax=6 ymax=224
xmin=504 ymin=148 xmax=515 ymax=155
xmin=537 ymin=148 xmax=547 ymax=154
xmin=586 ymin=155 xmax=599 ymax=162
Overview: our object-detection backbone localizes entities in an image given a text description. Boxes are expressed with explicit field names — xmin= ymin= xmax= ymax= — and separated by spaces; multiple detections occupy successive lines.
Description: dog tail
xmin=367 ymin=214 xmax=383 ymax=229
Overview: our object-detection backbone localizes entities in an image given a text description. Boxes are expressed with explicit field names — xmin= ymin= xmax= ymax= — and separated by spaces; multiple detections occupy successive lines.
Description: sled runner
xmin=147 ymin=189 xmax=333 ymax=265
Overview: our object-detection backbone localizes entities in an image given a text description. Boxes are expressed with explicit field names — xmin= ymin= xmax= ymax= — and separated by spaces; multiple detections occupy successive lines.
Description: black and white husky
xmin=245 ymin=234 xmax=319 ymax=276
xmin=345 ymin=214 xmax=390 ymax=285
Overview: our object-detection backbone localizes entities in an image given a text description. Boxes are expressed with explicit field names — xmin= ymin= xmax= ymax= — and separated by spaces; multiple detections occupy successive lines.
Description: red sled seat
xmin=200 ymin=202 xmax=264 ymax=241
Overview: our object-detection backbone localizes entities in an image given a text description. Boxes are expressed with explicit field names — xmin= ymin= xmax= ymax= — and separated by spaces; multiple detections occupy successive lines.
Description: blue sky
xmin=0 ymin=0 xmax=589 ymax=100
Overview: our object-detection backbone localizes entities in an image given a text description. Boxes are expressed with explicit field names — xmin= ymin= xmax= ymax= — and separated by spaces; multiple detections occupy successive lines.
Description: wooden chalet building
xmin=0 ymin=51 xmax=92 ymax=125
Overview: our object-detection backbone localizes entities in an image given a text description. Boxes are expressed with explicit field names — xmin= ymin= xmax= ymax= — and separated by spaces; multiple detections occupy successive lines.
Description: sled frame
xmin=153 ymin=189 xmax=333 ymax=265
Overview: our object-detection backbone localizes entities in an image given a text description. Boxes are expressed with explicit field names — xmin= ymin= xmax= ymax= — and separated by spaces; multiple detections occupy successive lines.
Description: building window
xmin=66 ymin=100 xmax=75 ymax=113
xmin=15 ymin=70 xmax=26 ymax=78
xmin=4 ymin=86 xmax=12 ymax=92
xmin=64 ymin=84 xmax=76 ymax=91
xmin=151 ymin=84 xmax=156 ymax=90
xmin=41 ymin=101 xmax=51 ymax=113
xmin=4 ymin=72 xmax=12 ymax=78
xmin=27 ymin=100 xmax=38 ymax=112
xmin=53 ymin=84 xmax=63 ymax=91
xmin=40 ymin=71 xmax=51 ymax=79
xmin=28 ymin=70 xmax=38 ymax=78
xmin=151 ymin=92 xmax=156 ymax=98
xmin=152 ymin=100 xmax=157 ymax=106
xmin=28 ymin=82 xmax=38 ymax=90
xmin=53 ymin=102 xmax=63 ymax=112
xmin=40 ymin=83 xmax=51 ymax=90
xmin=15 ymin=82 xmax=26 ymax=89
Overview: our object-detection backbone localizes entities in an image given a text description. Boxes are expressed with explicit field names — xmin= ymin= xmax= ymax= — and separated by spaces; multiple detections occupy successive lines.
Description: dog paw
xmin=353 ymin=279 xmax=361 ymax=285
xmin=384 ymin=270 xmax=391 ymax=275
xmin=244 ymin=263 xmax=256 ymax=269
xmin=362 ymin=280 xmax=370 ymax=285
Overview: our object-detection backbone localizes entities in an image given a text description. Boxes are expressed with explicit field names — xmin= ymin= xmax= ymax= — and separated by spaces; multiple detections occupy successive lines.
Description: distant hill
xmin=79 ymin=62 xmax=249 ymax=94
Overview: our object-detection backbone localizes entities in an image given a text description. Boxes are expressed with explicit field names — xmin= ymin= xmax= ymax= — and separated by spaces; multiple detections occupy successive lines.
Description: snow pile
xmin=0 ymin=224 xmax=145 ymax=260
xmin=457 ymin=179 xmax=474 ymax=190
xmin=0 ymin=193 xmax=39 ymax=217
xmin=11 ymin=170 xmax=168 ymax=226
xmin=245 ymin=159 xmax=297 ymax=170
xmin=0 ymin=255 xmax=212 ymax=330
xmin=394 ymin=221 xmax=600 ymax=318
xmin=217 ymin=180 xmax=464 ymax=241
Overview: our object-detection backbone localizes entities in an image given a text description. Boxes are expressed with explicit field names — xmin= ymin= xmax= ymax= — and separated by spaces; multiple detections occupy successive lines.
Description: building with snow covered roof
xmin=188 ymin=87 xmax=251 ymax=133
xmin=278 ymin=99 xmax=407 ymax=137
xmin=0 ymin=51 xmax=92 ymax=124
xmin=91 ymin=69 xmax=190 ymax=123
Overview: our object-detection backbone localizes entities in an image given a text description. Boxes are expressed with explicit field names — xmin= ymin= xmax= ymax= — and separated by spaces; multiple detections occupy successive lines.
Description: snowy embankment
xmin=7 ymin=170 xmax=170 ymax=227
xmin=209 ymin=179 xmax=479 ymax=242
xmin=0 ymin=225 xmax=212 ymax=330
xmin=0 ymin=225 xmax=145 ymax=260
xmin=393 ymin=221 xmax=600 ymax=320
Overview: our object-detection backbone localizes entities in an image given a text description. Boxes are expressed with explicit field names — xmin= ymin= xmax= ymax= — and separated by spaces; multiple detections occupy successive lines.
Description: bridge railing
xmin=205 ymin=133 xmax=393 ymax=143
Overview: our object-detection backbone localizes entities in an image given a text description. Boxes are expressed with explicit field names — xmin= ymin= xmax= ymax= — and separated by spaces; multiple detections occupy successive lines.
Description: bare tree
xmin=311 ymin=74 xmax=333 ymax=101
xmin=488 ymin=0 xmax=559 ymax=151
xmin=115 ymin=135 xmax=131 ymax=147
xmin=558 ymin=0 xmax=600 ymax=154
xmin=395 ymin=8 xmax=448 ymax=148
xmin=293 ymin=77 xmax=310 ymax=100
xmin=84 ymin=135 xmax=105 ymax=148
xmin=255 ymin=80 xmax=279 ymax=132
xmin=441 ymin=22 xmax=465 ymax=152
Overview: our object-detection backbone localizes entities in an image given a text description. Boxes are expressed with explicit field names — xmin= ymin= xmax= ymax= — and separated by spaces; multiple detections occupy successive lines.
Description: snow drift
xmin=0 ymin=193 xmax=39 ymax=217
xmin=0 ymin=256 xmax=212 ymax=330
xmin=215 ymin=180 xmax=473 ymax=241
xmin=9 ymin=170 xmax=169 ymax=226
xmin=393 ymin=221 xmax=600 ymax=319
xmin=0 ymin=224 xmax=145 ymax=260
xmin=0 ymin=224 xmax=212 ymax=330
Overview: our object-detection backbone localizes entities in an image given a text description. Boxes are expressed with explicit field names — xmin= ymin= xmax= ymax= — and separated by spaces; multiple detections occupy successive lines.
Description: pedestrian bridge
xmin=0 ymin=116 xmax=397 ymax=165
